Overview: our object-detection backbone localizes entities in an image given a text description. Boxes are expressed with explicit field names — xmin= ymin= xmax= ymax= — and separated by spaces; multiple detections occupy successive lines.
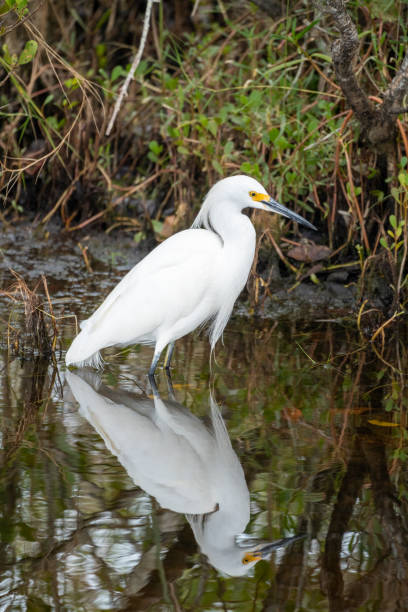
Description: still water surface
xmin=0 ymin=234 xmax=407 ymax=611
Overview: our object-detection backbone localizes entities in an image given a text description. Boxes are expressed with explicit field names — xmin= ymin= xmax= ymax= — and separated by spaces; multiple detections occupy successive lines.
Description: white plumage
xmin=65 ymin=175 xmax=315 ymax=373
xmin=66 ymin=371 xmax=258 ymax=575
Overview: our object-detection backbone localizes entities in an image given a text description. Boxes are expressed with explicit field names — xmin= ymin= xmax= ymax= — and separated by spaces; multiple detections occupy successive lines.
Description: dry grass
xmin=0 ymin=271 xmax=59 ymax=357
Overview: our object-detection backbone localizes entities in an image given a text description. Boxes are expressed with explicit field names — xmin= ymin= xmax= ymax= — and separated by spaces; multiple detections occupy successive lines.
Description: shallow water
xmin=0 ymin=228 xmax=407 ymax=611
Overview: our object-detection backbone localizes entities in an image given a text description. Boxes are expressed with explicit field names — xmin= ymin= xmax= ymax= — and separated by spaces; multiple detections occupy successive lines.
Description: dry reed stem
xmin=343 ymin=141 xmax=370 ymax=251
xmin=331 ymin=110 xmax=353 ymax=242
xmin=371 ymin=340 xmax=401 ymax=373
xmin=78 ymin=243 xmax=93 ymax=273
xmin=396 ymin=204 xmax=408 ymax=298
xmin=42 ymin=275 xmax=58 ymax=350
xmin=41 ymin=183 xmax=76 ymax=225
xmin=356 ymin=299 xmax=369 ymax=335
xmin=0 ymin=270 xmax=61 ymax=356
xmin=267 ymin=230 xmax=298 ymax=273
xmin=397 ymin=119 xmax=408 ymax=158
xmin=65 ymin=169 xmax=169 ymax=231
xmin=371 ymin=310 xmax=404 ymax=343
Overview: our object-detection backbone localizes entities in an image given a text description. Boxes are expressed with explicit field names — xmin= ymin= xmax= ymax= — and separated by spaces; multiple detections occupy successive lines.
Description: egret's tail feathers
xmin=66 ymin=349 xmax=104 ymax=369
xmin=209 ymin=300 xmax=235 ymax=350
xmin=70 ymin=351 xmax=104 ymax=369
xmin=65 ymin=334 xmax=104 ymax=369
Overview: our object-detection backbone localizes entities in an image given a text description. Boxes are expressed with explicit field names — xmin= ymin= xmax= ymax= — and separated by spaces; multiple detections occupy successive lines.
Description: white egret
xmin=65 ymin=175 xmax=316 ymax=374
xmin=66 ymin=371 xmax=303 ymax=575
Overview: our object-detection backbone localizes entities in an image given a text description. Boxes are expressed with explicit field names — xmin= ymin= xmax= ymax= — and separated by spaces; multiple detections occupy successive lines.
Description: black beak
xmin=240 ymin=533 xmax=306 ymax=565
xmin=256 ymin=534 xmax=306 ymax=558
xmin=264 ymin=197 xmax=317 ymax=231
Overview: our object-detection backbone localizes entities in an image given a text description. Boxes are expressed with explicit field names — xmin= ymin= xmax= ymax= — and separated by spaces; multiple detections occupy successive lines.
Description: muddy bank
xmin=1 ymin=223 xmax=364 ymax=325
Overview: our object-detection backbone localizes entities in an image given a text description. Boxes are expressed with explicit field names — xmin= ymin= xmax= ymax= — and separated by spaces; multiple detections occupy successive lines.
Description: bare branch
xmin=382 ymin=53 xmax=408 ymax=115
xmin=105 ymin=0 xmax=159 ymax=136
xmin=323 ymin=0 xmax=374 ymax=124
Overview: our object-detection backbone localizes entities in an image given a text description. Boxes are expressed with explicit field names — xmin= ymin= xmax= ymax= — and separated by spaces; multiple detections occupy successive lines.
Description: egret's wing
xmin=67 ymin=371 xmax=216 ymax=514
xmin=82 ymin=229 xmax=221 ymax=344
xmin=80 ymin=235 xmax=191 ymax=331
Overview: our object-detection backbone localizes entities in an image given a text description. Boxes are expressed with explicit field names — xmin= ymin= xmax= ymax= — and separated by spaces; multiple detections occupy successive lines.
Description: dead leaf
xmin=160 ymin=215 xmax=177 ymax=238
xmin=287 ymin=243 xmax=331 ymax=263
xmin=368 ymin=419 xmax=399 ymax=427
xmin=283 ymin=407 xmax=302 ymax=422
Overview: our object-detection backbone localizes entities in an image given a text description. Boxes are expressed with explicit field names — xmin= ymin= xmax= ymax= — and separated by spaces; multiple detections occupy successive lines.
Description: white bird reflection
xmin=66 ymin=371 xmax=302 ymax=576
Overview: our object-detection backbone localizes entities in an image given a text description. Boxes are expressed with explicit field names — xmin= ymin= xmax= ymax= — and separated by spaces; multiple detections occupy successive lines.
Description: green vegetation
xmin=0 ymin=318 xmax=407 ymax=609
xmin=1 ymin=0 xmax=408 ymax=315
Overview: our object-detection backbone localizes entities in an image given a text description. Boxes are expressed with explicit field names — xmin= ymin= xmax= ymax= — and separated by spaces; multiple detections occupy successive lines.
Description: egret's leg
xmin=149 ymin=349 xmax=162 ymax=377
xmin=148 ymin=371 xmax=159 ymax=397
xmin=163 ymin=342 xmax=175 ymax=371
xmin=165 ymin=369 xmax=176 ymax=401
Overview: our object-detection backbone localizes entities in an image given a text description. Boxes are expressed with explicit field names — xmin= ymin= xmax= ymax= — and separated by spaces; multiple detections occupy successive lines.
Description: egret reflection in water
xmin=66 ymin=371 xmax=302 ymax=576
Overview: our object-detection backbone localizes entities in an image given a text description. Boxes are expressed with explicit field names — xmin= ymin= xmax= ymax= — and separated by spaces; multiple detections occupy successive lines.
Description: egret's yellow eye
xmin=249 ymin=191 xmax=268 ymax=202
xmin=242 ymin=552 xmax=261 ymax=565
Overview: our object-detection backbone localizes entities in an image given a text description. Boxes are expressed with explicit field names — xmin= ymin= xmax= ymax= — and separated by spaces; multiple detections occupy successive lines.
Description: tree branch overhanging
xmin=322 ymin=0 xmax=408 ymax=150
xmin=382 ymin=52 xmax=408 ymax=115
xmin=325 ymin=0 xmax=374 ymax=124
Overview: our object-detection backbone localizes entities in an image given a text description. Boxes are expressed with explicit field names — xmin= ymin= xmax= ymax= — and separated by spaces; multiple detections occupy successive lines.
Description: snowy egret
xmin=65 ymin=175 xmax=316 ymax=373
xmin=66 ymin=371 xmax=303 ymax=575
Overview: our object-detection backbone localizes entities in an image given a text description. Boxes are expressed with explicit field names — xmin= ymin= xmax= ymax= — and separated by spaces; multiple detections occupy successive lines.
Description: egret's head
xmin=239 ymin=541 xmax=271 ymax=571
xmin=239 ymin=533 xmax=306 ymax=573
xmin=209 ymin=543 xmax=275 ymax=576
xmin=211 ymin=175 xmax=317 ymax=231
xmin=241 ymin=550 xmax=262 ymax=566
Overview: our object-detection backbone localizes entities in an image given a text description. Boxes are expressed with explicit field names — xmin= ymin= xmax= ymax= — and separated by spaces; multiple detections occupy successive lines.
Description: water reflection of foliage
xmin=96 ymin=319 xmax=408 ymax=609
xmin=213 ymin=319 xmax=408 ymax=610
xmin=0 ymin=318 xmax=407 ymax=609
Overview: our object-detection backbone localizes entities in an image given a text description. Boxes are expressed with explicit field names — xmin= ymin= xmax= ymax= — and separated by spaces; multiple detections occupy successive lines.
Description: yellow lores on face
xmin=241 ymin=551 xmax=262 ymax=565
xmin=249 ymin=190 xmax=269 ymax=202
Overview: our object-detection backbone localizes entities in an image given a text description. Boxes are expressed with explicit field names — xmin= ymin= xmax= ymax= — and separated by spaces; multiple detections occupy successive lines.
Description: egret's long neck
xmin=208 ymin=201 xmax=256 ymax=253
xmin=193 ymin=198 xmax=257 ymax=351
xmin=193 ymin=196 xmax=255 ymax=250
